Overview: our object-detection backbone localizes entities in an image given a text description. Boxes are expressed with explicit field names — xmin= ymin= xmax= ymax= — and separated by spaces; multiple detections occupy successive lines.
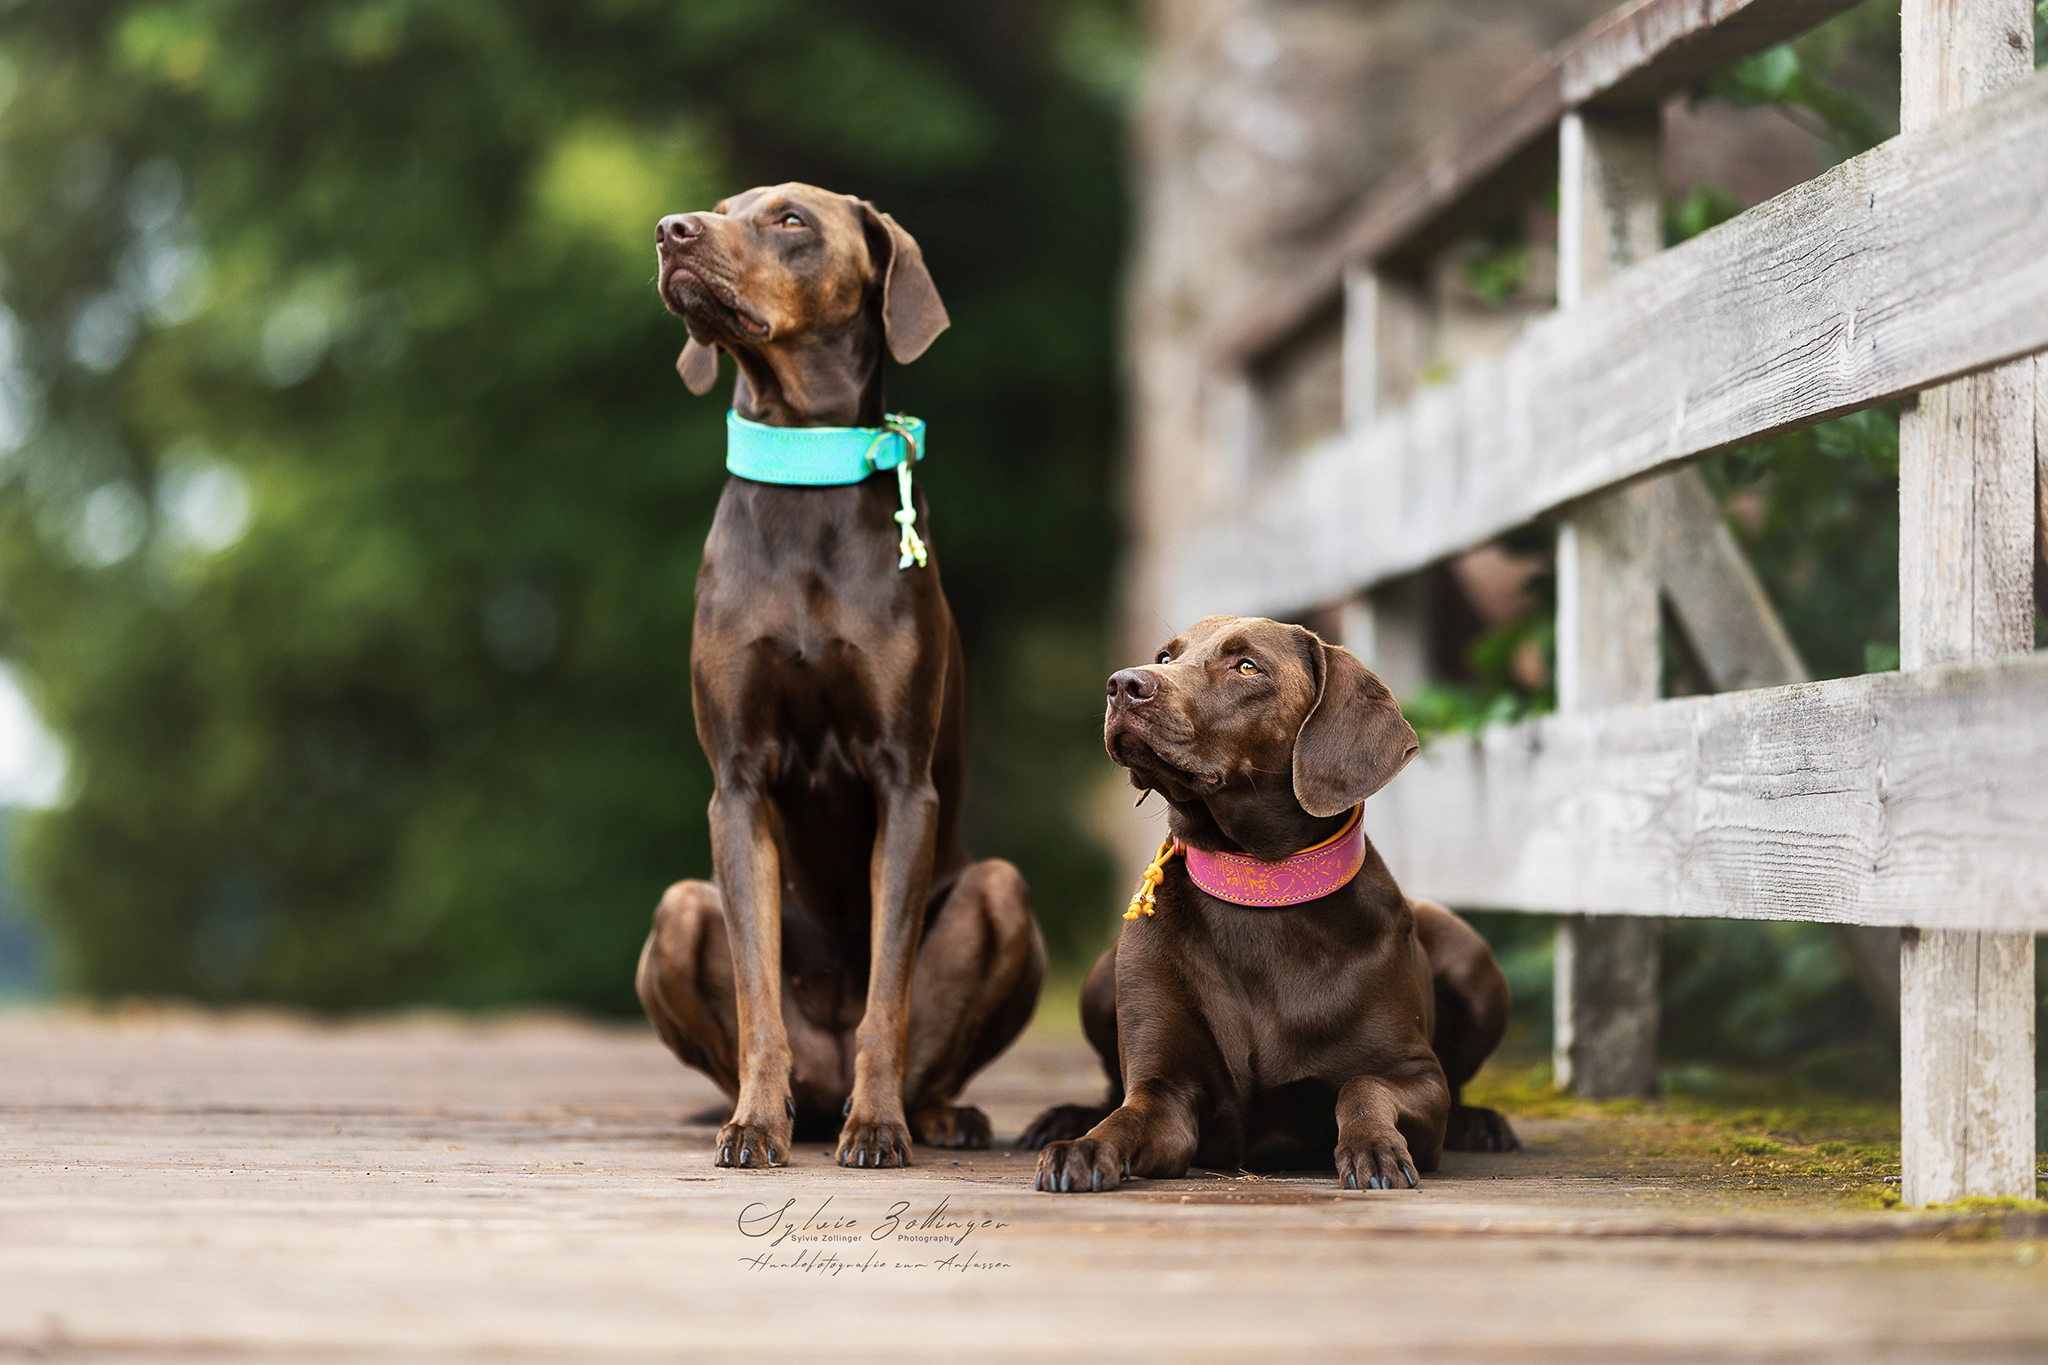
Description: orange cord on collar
xmin=1124 ymin=837 xmax=1182 ymax=919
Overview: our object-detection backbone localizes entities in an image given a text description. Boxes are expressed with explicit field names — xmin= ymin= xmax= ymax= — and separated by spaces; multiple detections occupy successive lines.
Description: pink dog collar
xmin=1125 ymin=806 xmax=1367 ymax=917
xmin=1183 ymin=805 xmax=1367 ymax=907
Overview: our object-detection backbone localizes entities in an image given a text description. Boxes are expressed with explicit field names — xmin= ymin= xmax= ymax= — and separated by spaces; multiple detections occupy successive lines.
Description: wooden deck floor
xmin=2 ymin=1007 xmax=2044 ymax=1362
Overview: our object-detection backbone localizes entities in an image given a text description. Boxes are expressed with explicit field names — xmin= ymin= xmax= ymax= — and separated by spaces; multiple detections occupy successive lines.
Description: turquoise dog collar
xmin=725 ymin=409 xmax=930 ymax=569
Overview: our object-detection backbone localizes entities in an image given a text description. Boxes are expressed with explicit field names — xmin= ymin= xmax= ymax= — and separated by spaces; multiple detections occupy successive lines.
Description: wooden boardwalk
xmin=2 ymin=1007 xmax=2044 ymax=1362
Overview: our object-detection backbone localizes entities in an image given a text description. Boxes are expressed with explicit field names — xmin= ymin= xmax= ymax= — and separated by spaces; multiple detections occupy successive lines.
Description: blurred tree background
xmin=0 ymin=0 xmax=1135 ymax=1010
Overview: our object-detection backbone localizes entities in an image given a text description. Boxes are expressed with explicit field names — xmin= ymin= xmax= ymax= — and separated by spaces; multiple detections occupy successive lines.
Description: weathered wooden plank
xmin=1553 ymin=917 xmax=1663 ymax=1096
xmin=1651 ymin=470 xmax=1809 ymax=691
xmin=1337 ymin=268 xmax=1435 ymax=702
xmin=1338 ymin=585 xmax=1428 ymax=704
xmin=2037 ymin=355 xmax=2048 ymax=572
xmin=1572 ymin=0 xmax=1862 ymax=106
xmin=15 ymin=1014 xmax=2048 ymax=1359
xmin=1899 ymin=927 xmax=2039 ymax=1206
xmin=1217 ymin=0 xmax=1862 ymax=366
xmin=1893 ymin=0 xmax=2038 ymax=1209
xmin=1898 ymin=366 xmax=2037 ymax=668
xmin=1553 ymin=110 xmax=1666 ymax=1100
xmin=1340 ymin=268 xmax=1430 ymax=432
xmin=1365 ymin=653 xmax=2048 ymax=933
xmin=1900 ymin=0 xmax=2036 ymax=127
xmin=1165 ymin=69 xmax=2048 ymax=627
xmin=1557 ymin=492 xmax=1663 ymax=711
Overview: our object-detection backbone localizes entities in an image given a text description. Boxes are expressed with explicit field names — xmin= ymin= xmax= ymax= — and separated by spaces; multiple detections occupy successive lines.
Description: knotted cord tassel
xmin=895 ymin=461 xmax=928 ymax=570
xmin=1124 ymin=838 xmax=1181 ymax=920
xmin=865 ymin=412 xmax=927 ymax=571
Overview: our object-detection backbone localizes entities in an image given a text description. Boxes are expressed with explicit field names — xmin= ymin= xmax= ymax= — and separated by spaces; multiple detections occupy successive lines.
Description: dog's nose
xmin=657 ymin=214 xmax=703 ymax=248
xmin=1107 ymin=668 xmax=1158 ymax=706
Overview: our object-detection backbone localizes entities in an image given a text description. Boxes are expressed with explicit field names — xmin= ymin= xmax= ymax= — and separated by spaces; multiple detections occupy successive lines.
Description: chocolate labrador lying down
xmin=1023 ymin=616 xmax=1518 ymax=1192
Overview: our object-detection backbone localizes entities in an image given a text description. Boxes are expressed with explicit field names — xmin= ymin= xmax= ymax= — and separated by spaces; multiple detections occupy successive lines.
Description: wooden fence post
xmin=1552 ymin=107 xmax=1664 ymax=1098
xmin=2036 ymin=354 xmax=2047 ymax=581
xmin=1896 ymin=0 xmax=2039 ymax=1206
xmin=1340 ymin=264 xmax=1432 ymax=697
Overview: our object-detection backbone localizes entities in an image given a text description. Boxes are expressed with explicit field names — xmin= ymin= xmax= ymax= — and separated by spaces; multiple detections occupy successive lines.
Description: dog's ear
xmin=1291 ymin=631 xmax=1419 ymax=817
xmin=859 ymin=201 xmax=950 ymax=364
xmin=677 ymin=336 xmax=720 ymax=395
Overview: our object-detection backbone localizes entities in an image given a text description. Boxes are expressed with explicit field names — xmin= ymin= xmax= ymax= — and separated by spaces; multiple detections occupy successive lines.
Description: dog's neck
xmin=726 ymin=312 xmax=887 ymax=427
xmin=1160 ymin=790 xmax=1405 ymax=919
xmin=1164 ymin=788 xmax=1351 ymax=863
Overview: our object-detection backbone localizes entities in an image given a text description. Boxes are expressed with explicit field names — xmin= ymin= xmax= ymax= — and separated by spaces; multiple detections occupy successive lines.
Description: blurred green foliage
xmin=1698 ymin=407 xmax=1902 ymax=681
xmin=0 ymin=0 xmax=1133 ymax=1010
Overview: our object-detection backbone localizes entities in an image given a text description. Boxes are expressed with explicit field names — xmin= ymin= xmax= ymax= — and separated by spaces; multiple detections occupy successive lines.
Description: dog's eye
xmin=1156 ymin=651 xmax=1171 ymax=664
xmin=777 ymin=212 xmax=806 ymax=229
xmin=1236 ymin=659 xmax=1258 ymax=675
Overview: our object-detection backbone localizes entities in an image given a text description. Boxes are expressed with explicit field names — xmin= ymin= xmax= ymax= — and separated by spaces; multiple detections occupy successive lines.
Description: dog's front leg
xmin=1333 ymin=1064 xmax=1449 ymax=1190
xmin=839 ymin=777 xmax=939 ymax=1168
xmin=709 ymin=782 xmax=793 ymax=1169
xmin=1034 ymin=1083 xmax=1201 ymax=1192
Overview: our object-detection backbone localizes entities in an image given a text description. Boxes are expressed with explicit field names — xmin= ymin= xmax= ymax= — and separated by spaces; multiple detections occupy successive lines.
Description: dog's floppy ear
xmin=1291 ymin=631 xmax=1419 ymax=817
xmin=858 ymin=201 xmax=950 ymax=364
xmin=677 ymin=336 xmax=720 ymax=395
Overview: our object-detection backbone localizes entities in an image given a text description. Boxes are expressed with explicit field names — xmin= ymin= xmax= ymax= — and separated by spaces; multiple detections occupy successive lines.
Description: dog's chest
xmin=1193 ymin=899 xmax=1418 ymax=1084
xmin=694 ymin=480 xmax=944 ymax=731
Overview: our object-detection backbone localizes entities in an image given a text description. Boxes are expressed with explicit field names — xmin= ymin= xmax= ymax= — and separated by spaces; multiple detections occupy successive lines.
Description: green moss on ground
xmin=1467 ymin=1059 xmax=1903 ymax=1206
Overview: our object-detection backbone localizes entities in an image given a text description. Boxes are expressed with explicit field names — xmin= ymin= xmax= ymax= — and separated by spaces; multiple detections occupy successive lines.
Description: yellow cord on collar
xmin=1124 ymin=837 xmax=1182 ymax=919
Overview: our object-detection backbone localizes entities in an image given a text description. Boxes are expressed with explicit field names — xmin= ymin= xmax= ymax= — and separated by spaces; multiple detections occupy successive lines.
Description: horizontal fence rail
xmin=1368 ymin=653 xmax=2048 ymax=932
xmin=1218 ymin=0 xmax=1865 ymax=367
xmin=1168 ymin=67 xmax=2048 ymax=626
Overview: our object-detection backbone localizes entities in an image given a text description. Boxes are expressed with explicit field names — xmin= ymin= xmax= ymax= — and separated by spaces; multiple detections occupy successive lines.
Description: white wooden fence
xmin=1167 ymin=0 xmax=2044 ymax=1204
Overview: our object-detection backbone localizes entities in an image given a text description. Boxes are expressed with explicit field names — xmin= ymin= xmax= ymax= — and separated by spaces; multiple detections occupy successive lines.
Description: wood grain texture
xmin=1557 ymin=492 xmax=1664 ymax=710
xmin=1217 ymin=0 xmax=1863 ymax=366
xmin=12 ymin=1012 xmax=2048 ymax=1360
xmin=1893 ymin=0 xmax=2037 ymax=1209
xmin=1166 ymin=70 xmax=2048 ymax=627
xmin=1899 ymin=928 xmax=2039 ymax=1203
xmin=1555 ymin=111 xmax=1665 ymax=715
xmin=1553 ymin=110 xmax=1666 ymax=1101
xmin=1364 ymin=653 xmax=2048 ymax=932
xmin=1898 ymin=367 xmax=2037 ymax=668
xmin=1900 ymin=0 xmax=2035 ymax=131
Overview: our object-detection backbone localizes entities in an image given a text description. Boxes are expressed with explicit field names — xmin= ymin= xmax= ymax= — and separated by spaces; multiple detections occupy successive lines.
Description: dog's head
xmin=655 ymin=183 xmax=948 ymax=402
xmin=1105 ymin=616 xmax=1418 ymax=857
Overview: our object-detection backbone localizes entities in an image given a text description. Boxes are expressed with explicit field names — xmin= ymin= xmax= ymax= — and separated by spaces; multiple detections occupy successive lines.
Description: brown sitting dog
xmin=1023 ymin=615 xmax=1517 ymax=1191
xmin=636 ymin=184 xmax=1045 ymax=1170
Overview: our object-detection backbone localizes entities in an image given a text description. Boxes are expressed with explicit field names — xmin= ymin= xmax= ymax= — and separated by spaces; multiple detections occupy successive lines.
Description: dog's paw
xmin=836 ymin=1109 xmax=913 ymax=1169
xmin=1443 ymin=1104 xmax=1521 ymax=1153
xmin=911 ymin=1103 xmax=991 ymax=1150
xmin=1016 ymin=1103 xmax=1112 ymax=1151
xmin=1334 ymin=1129 xmax=1418 ymax=1191
xmin=1035 ymin=1137 xmax=1126 ymax=1193
xmin=715 ymin=1111 xmax=791 ymax=1169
